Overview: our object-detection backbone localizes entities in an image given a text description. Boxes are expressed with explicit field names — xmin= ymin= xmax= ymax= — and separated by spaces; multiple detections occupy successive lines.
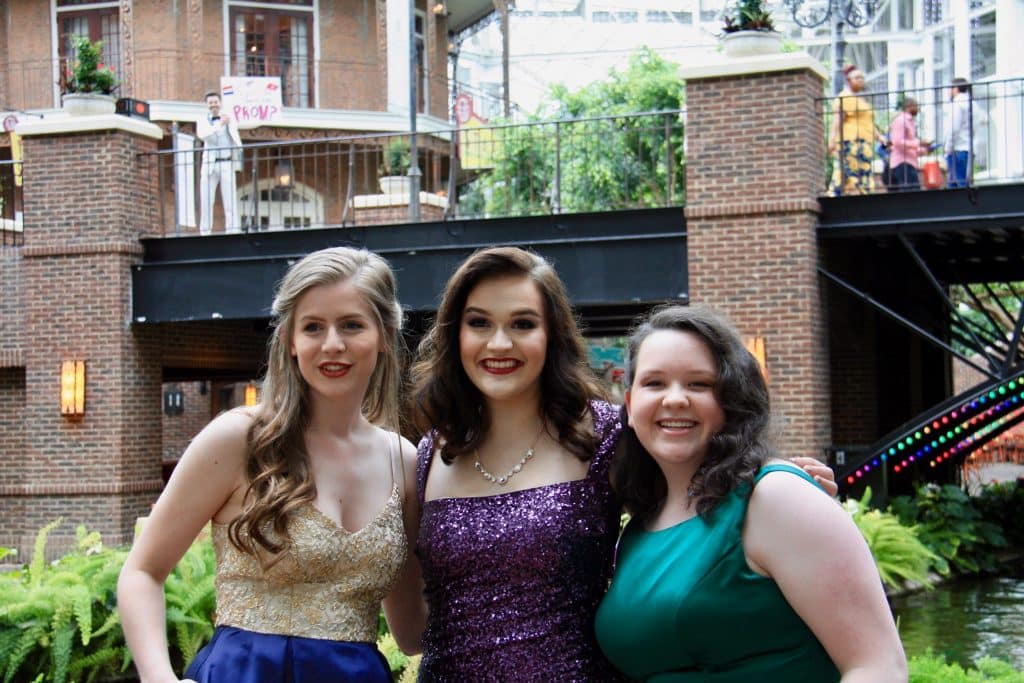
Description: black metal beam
xmin=819 ymin=266 xmax=998 ymax=379
xmin=818 ymin=184 xmax=1024 ymax=236
xmin=133 ymin=207 xmax=687 ymax=323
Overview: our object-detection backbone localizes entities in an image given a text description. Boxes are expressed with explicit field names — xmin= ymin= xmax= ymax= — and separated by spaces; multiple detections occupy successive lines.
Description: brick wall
xmin=2 ymin=126 xmax=164 ymax=560
xmin=2 ymin=1 xmax=52 ymax=109
xmin=0 ymin=368 xmax=25 ymax=489
xmin=684 ymin=61 xmax=831 ymax=459
xmin=0 ymin=248 xmax=22 ymax=356
xmin=161 ymin=381 xmax=213 ymax=463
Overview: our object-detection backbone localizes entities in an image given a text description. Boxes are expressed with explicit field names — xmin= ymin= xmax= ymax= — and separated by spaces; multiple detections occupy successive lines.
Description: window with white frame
xmin=229 ymin=1 xmax=314 ymax=108
xmin=415 ymin=10 xmax=429 ymax=114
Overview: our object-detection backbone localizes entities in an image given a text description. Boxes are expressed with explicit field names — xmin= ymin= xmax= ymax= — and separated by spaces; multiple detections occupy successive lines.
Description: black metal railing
xmin=0 ymin=160 xmax=23 ymax=247
xmin=137 ymin=110 xmax=686 ymax=236
xmin=816 ymin=76 xmax=1024 ymax=196
xmin=2 ymin=50 xmax=455 ymax=119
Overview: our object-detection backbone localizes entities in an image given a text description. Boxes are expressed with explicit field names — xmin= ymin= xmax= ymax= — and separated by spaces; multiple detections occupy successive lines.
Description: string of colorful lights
xmin=844 ymin=373 xmax=1024 ymax=487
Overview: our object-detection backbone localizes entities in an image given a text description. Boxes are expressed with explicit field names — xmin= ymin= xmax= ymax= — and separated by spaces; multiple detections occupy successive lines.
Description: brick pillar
xmin=682 ymin=54 xmax=831 ymax=459
xmin=4 ymin=115 xmax=164 ymax=560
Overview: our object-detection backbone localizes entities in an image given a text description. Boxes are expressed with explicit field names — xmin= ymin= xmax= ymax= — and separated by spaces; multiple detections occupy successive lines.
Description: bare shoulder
xmin=180 ymin=407 xmax=254 ymax=470
xmin=748 ymin=461 xmax=838 ymax=524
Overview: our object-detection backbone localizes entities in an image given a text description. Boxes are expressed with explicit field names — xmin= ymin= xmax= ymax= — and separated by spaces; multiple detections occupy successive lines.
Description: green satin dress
xmin=595 ymin=464 xmax=840 ymax=682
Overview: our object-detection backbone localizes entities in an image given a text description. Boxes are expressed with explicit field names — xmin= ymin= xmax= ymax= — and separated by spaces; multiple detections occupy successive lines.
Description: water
xmin=891 ymin=566 xmax=1024 ymax=669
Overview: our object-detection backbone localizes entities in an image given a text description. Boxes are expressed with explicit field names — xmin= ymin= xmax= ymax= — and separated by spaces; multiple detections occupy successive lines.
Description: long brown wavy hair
xmin=611 ymin=305 xmax=772 ymax=522
xmin=409 ymin=247 xmax=605 ymax=463
xmin=229 ymin=247 xmax=404 ymax=558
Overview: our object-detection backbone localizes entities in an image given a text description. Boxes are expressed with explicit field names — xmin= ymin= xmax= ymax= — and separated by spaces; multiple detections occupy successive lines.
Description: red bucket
xmin=922 ymin=158 xmax=943 ymax=189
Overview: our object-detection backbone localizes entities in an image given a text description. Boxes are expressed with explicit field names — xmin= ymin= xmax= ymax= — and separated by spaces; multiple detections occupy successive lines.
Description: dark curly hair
xmin=409 ymin=247 xmax=605 ymax=463
xmin=611 ymin=305 xmax=772 ymax=522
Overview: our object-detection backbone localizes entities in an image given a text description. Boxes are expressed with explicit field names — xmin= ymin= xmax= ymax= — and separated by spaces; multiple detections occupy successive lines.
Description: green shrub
xmin=0 ymin=519 xmax=215 ymax=682
xmin=975 ymin=480 xmax=1024 ymax=548
xmin=890 ymin=484 xmax=1008 ymax=575
xmin=908 ymin=650 xmax=1024 ymax=682
xmin=0 ymin=519 xmax=130 ymax=683
xmin=845 ymin=487 xmax=937 ymax=590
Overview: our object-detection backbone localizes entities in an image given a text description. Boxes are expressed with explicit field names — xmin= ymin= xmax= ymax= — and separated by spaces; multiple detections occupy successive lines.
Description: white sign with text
xmin=220 ymin=76 xmax=284 ymax=125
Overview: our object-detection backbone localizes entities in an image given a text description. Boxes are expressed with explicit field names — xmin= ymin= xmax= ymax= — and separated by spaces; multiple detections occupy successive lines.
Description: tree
xmin=458 ymin=47 xmax=685 ymax=217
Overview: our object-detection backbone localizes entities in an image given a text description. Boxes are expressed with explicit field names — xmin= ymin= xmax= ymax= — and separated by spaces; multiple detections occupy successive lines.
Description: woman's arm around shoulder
xmin=382 ymin=434 xmax=427 ymax=655
xmin=788 ymin=456 xmax=838 ymax=497
xmin=743 ymin=467 xmax=907 ymax=683
xmin=117 ymin=408 xmax=253 ymax=683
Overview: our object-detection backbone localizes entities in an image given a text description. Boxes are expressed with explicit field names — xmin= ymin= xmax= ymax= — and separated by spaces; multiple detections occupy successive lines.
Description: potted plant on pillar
xmin=61 ymin=36 xmax=119 ymax=116
xmin=720 ymin=0 xmax=783 ymax=58
xmin=378 ymin=137 xmax=411 ymax=195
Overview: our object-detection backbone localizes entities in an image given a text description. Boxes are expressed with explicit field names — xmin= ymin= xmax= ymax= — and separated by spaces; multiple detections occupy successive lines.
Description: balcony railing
xmin=817 ymin=76 xmax=1024 ymax=196
xmin=0 ymin=160 xmax=23 ymax=247
xmin=2 ymin=50 xmax=451 ymax=118
xmin=137 ymin=110 xmax=686 ymax=236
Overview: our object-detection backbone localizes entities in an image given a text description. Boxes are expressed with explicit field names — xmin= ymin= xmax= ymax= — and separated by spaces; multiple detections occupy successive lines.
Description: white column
xmin=995 ymin=0 xmax=1024 ymax=76
xmin=994 ymin=0 xmax=1023 ymax=176
xmin=951 ymin=0 xmax=970 ymax=78
xmin=387 ymin=0 xmax=412 ymax=114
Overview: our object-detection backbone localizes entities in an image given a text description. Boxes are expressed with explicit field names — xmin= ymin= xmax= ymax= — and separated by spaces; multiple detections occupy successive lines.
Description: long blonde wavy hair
xmin=228 ymin=247 xmax=404 ymax=558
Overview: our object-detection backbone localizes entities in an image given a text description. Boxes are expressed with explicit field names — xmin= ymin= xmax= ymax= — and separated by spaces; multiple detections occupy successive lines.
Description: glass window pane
xmin=970 ymin=11 xmax=996 ymax=80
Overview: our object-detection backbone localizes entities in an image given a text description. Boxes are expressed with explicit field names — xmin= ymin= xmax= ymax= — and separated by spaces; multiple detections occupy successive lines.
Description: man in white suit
xmin=197 ymin=91 xmax=242 ymax=234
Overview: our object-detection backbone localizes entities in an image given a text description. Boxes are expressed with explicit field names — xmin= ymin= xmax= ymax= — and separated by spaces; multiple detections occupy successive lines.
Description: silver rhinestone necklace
xmin=473 ymin=422 xmax=545 ymax=486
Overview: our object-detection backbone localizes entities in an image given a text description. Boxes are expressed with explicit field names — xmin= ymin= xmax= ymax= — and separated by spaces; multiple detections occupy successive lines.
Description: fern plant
xmin=908 ymin=649 xmax=1024 ymax=682
xmin=0 ymin=519 xmax=130 ymax=683
xmin=845 ymin=487 xmax=938 ymax=590
xmin=0 ymin=520 xmax=217 ymax=682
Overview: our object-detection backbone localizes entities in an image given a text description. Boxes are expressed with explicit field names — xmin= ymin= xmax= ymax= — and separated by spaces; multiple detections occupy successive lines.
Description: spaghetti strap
xmin=386 ymin=431 xmax=403 ymax=499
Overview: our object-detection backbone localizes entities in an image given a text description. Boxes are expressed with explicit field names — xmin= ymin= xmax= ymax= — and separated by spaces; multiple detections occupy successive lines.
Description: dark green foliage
xmin=975 ymin=480 xmax=1024 ymax=547
xmin=890 ymin=484 xmax=1009 ymax=575
xmin=722 ymin=0 xmax=776 ymax=32
xmin=65 ymin=37 xmax=118 ymax=95
xmin=381 ymin=138 xmax=410 ymax=176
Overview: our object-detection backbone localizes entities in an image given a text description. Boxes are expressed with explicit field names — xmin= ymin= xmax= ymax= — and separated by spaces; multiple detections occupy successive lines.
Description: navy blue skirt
xmin=184 ymin=626 xmax=391 ymax=683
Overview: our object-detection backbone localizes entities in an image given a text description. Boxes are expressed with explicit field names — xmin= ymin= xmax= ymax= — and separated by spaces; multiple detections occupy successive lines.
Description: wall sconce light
xmin=163 ymin=387 xmax=184 ymax=416
xmin=60 ymin=360 xmax=86 ymax=416
xmin=433 ymin=2 xmax=447 ymax=15
xmin=244 ymin=382 xmax=258 ymax=407
xmin=744 ymin=336 xmax=769 ymax=382
xmin=275 ymin=159 xmax=293 ymax=189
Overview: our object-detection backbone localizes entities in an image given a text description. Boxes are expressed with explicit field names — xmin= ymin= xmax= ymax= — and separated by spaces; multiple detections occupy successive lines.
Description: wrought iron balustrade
xmin=136 ymin=109 xmax=686 ymax=236
xmin=817 ymin=76 xmax=1024 ymax=196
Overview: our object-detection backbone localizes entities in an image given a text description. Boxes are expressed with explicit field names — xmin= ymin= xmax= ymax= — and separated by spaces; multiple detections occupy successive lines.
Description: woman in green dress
xmin=595 ymin=305 xmax=906 ymax=682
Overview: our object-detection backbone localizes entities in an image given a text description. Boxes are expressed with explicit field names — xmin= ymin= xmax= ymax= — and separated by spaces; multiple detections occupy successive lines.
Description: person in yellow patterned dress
xmin=118 ymin=247 xmax=425 ymax=682
xmin=828 ymin=65 xmax=889 ymax=195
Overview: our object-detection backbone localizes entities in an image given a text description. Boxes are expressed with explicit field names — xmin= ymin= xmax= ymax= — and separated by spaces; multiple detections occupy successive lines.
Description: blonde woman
xmin=118 ymin=248 xmax=424 ymax=682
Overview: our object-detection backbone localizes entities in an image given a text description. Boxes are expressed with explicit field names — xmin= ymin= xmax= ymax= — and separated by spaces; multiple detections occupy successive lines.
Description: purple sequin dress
xmin=415 ymin=400 xmax=626 ymax=682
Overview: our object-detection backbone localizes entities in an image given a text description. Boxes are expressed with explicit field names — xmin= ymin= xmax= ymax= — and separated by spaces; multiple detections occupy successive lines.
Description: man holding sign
xmin=197 ymin=91 xmax=242 ymax=234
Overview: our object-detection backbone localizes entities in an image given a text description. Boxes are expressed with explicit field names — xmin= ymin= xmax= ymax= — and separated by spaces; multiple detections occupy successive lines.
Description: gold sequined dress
xmin=184 ymin=447 xmax=407 ymax=682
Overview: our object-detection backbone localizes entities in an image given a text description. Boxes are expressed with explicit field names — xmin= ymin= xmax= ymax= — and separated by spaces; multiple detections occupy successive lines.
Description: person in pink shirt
xmin=887 ymin=97 xmax=932 ymax=191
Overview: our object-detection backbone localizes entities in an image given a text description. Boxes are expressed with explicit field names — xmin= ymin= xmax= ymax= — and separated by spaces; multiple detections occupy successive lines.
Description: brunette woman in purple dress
xmin=407 ymin=247 xmax=836 ymax=682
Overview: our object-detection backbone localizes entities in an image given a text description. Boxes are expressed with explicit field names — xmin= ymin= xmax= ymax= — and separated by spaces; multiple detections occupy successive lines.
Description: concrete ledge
xmin=680 ymin=51 xmax=828 ymax=82
xmin=686 ymin=198 xmax=821 ymax=218
xmin=148 ymin=100 xmax=453 ymax=136
xmin=351 ymin=192 xmax=449 ymax=209
xmin=15 ymin=113 xmax=164 ymax=140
